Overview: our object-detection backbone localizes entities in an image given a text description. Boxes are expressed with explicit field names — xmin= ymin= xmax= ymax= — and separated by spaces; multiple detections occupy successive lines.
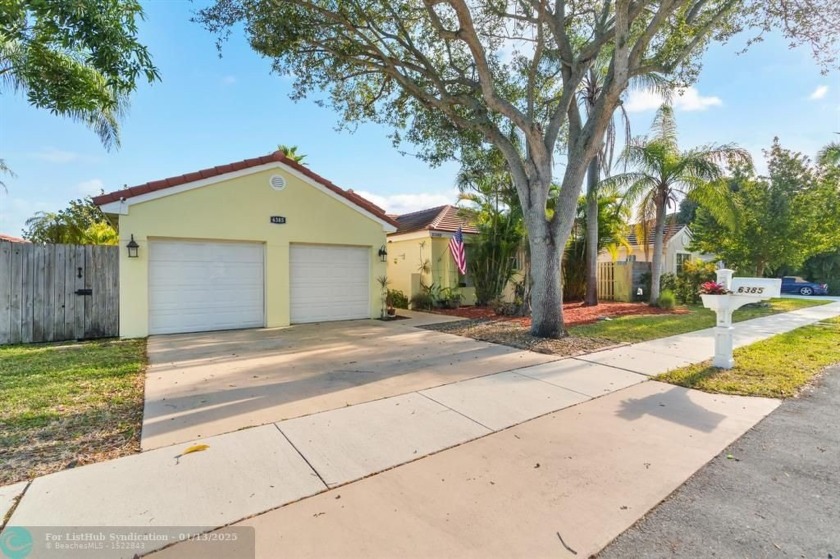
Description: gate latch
xmin=75 ymin=289 xmax=93 ymax=296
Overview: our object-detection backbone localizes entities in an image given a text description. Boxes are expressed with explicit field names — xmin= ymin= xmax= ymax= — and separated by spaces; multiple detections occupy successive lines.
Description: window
xmin=676 ymin=253 xmax=690 ymax=272
xmin=626 ymin=254 xmax=637 ymax=263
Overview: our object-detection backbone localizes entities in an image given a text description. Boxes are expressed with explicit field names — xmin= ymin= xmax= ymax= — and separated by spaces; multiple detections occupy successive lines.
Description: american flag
xmin=449 ymin=226 xmax=467 ymax=275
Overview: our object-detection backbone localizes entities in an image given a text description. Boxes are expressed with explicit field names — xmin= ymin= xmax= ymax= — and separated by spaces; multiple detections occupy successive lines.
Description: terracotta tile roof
xmin=626 ymin=217 xmax=685 ymax=246
xmin=0 ymin=234 xmax=29 ymax=243
xmin=92 ymin=151 xmax=398 ymax=227
xmin=391 ymin=205 xmax=479 ymax=235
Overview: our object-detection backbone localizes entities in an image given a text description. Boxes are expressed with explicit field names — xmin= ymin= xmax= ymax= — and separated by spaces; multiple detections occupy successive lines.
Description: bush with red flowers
xmin=698 ymin=281 xmax=731 ymax=295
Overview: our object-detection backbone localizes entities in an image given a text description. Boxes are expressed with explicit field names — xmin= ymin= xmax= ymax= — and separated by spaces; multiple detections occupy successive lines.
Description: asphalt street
xmin=599 ymin=364 xmax=840 ymax=558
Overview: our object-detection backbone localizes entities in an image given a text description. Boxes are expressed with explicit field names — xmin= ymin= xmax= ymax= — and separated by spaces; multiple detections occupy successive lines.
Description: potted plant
xmin=698 ymin=281 xmax=732 ymax=312
xmin=385 ymin=291 xmax=397 ymax=317
xmin=376 ymin=275 xmax=391 ymax=318
xmin=698 ymin=281 xmax=731 ymax=295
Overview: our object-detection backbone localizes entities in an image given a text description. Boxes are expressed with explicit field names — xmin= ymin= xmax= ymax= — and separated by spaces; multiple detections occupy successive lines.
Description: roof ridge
xmin=394 ymin=204 xmax=448 ymax=219
xmin=92 ymin=151 xmax=398 ymax=228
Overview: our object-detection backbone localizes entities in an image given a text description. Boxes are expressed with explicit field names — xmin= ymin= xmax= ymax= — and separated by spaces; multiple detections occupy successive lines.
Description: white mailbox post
xmin=700 ymin=269 xmax=781 ymax=369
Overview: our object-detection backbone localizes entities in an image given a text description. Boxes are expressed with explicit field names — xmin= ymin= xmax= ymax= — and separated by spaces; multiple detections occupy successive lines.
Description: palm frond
xmin=817 ymin=141 xmax=840 ymax=167
xmin=650 ymin=105 xmax=678 ymax=149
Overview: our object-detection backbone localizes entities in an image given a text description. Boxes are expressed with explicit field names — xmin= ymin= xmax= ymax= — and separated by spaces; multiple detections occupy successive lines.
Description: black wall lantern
xmin=126 ymin=234 xmax=140 ymax=258
xmin=377 ymin=245 xmax=388 ymax=263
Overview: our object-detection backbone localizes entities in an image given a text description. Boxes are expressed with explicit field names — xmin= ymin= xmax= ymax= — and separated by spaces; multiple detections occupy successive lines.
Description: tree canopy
xmin=689 ymin=139 xmax=840 ymax=276
xmin=199 ymin=0 xmax=839 ymax=337
xmin=1 ymin=0 xmax=159 ymax=148
xmin=22 ymin=197 xmax=118 ymax=245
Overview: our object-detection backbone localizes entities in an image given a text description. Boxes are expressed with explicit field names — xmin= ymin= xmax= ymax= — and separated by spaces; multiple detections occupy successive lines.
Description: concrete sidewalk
xmin=2 ymin=302 xmax=839 ymax=558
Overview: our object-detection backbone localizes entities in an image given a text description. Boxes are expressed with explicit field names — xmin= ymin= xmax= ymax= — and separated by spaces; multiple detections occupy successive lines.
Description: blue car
xmin=781 ymin=276 xmax=829 ymax=296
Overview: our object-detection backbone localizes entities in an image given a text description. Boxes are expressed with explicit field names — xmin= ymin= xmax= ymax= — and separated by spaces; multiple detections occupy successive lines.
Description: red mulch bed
xmin=431 ymin=301 xmax=688 ymax=327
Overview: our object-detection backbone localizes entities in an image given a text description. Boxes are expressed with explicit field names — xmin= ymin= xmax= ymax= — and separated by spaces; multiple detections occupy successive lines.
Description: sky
xmin=1 ymin=1 xmax=839 ymax=237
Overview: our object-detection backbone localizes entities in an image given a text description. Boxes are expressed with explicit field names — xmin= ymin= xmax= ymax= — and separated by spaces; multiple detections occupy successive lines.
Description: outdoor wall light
xmin=377 ymin=245 xmax=388 ymax=263
xmin=126 ymin=235 xmax=140 ymax=258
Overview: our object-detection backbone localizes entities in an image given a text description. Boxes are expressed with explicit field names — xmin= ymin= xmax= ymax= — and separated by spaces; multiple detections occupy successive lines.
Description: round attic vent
xmin=269 ymin=175 xmax=287 ymax=191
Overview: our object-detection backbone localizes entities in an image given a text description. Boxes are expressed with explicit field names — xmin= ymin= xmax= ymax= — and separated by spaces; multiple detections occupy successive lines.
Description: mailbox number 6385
xmin=737 ymin=286 xmax=764 ymax=294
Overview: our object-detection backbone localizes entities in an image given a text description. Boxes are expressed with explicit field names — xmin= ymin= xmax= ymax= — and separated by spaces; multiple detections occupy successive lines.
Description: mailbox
xmin=700 ymin=269 xmax=781 ymax=369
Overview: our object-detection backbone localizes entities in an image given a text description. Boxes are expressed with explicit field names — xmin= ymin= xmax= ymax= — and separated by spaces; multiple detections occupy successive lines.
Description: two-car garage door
xmin=148 ymin=240 xmax=370 ymax=334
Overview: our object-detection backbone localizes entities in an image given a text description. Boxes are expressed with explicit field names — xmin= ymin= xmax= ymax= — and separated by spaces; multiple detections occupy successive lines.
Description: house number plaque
xmin=270 ymin=216 xmax=287 ymax=224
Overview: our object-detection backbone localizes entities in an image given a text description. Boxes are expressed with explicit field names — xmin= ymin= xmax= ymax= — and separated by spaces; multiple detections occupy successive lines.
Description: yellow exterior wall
xmin=115 ymin=167 xmax=388 ymax=338
xmin=386 ymin=231 xmax=476 ymax=306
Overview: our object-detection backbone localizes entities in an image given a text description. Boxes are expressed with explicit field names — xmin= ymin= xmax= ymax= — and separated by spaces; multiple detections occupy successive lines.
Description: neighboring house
xmin=93 ymin=151 xmax=397 ymax=338
xmin=0 ymin=234 xmax=29 ymax=243
xmin=598 ymin=218 xmax=711 ymax=275
xmin=386 ymin=205 xmax=479 ymax=305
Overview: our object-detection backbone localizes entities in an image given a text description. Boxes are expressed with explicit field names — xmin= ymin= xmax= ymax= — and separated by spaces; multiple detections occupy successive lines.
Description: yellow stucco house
xmin=94 ymin=151 xmax=397 ymax=338
xmin=386 ymin=205 xmax=479 ymax=306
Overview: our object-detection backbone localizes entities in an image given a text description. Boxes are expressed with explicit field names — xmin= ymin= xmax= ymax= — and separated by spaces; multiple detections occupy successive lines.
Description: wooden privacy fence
xmin=0 ymin=243 xmax=119 ymax=345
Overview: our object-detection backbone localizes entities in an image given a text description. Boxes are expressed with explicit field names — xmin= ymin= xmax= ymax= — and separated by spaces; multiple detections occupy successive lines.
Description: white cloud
xmin=221 ymin=75 xmax=237 ymax=86
xmin=808 ymin=85 xmax=829 ymax=100
xmin=77 ymin=179 xmax=105 ymax=196
xmin=355 ymin=191 xmax=456 ymax=215
xmin=624 ymin=86 xmax=723 ymax=113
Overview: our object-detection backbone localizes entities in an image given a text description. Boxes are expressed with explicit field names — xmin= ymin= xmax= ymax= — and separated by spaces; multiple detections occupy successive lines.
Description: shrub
xmin=434 ymin=286 xmax=462 ymax=308
xmin=675 ymin=260 xmax=717 ymax=304
xmin=409 ymin=292 xmax=434 ymax=310
xmin=387 ymin=289 xmax=409 ymax=309
xmin=660 ymin=272 xmax=678 ymax=293
xmin=657 ymin=289 xmax=676 ymax=310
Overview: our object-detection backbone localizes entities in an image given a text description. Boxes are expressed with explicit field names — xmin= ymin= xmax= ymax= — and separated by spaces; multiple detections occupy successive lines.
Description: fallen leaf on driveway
xmin=175 ymin=444 xmax=210 ymax=464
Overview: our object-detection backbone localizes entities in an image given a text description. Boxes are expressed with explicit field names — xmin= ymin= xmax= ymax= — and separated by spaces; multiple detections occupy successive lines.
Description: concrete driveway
xmin=142 ymin=313 xmax=560 ymax=450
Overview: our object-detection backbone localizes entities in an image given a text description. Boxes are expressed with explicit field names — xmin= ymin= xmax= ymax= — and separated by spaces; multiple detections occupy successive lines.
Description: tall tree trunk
xmin=584 ymin=156 xmax=600 ymax=306
xmin=529 ymin=225 xmax=564 ymax=338
xmin=649 ymin=197 xmax=668 ymax=304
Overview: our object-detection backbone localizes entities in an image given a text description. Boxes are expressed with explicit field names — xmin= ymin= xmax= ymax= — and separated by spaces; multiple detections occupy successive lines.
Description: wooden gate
xmin=597 ymin=261 xmax=616 ymax=301
xmin=0 ymin=243 xmax=119 ymax=344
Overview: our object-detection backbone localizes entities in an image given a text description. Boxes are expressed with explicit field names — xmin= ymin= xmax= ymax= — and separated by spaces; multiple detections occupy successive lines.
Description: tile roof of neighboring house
xmin=391 ymin=205 xmax=479 ymax=235
xmin=92 ymin=151 xmax=398 ymax=227
xmin=0 ymin=234 xmax=29 ymax=243
xmin=626 ymin=218 xmax=686 ymax=246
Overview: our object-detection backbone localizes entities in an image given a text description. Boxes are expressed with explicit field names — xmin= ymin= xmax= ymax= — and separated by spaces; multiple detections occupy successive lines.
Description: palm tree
xmin=277 ymin=144 xmax=307 ymax=165
xmin=578 ymin=68 xmax=670 ymax=306
xmin=605 ymin=105 xmax=752 ymax=304
xmin=0 ymin=159 xmax=15 ymax=193
xmin=817 ymin=141 xmax=840 ymax=167
xmin=1 ymin=40 xmax=126 ymax=150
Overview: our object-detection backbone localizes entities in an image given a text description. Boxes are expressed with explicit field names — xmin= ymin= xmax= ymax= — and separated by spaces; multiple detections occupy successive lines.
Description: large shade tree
xmin=605 ymin=105 xmax=751 ymax=303
xmin=200 ymin=0 xmax=839 ymax=337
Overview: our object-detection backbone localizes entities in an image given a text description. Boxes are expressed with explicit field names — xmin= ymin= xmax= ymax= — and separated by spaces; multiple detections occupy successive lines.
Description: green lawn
xmin=657 ymin=317 xmax=840 ymax=398
xmin=0 ymin=339 xmax=146 ymax=485
xmin=569 ymin=298 xmax=829 ymax=343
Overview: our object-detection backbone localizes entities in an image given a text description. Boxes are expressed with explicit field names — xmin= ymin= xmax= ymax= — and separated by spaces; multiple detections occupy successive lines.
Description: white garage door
xmin=290 ymin=244 xmax=370 ymax=323
xmin=149 ymin=240 xmax=265 ymax=335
